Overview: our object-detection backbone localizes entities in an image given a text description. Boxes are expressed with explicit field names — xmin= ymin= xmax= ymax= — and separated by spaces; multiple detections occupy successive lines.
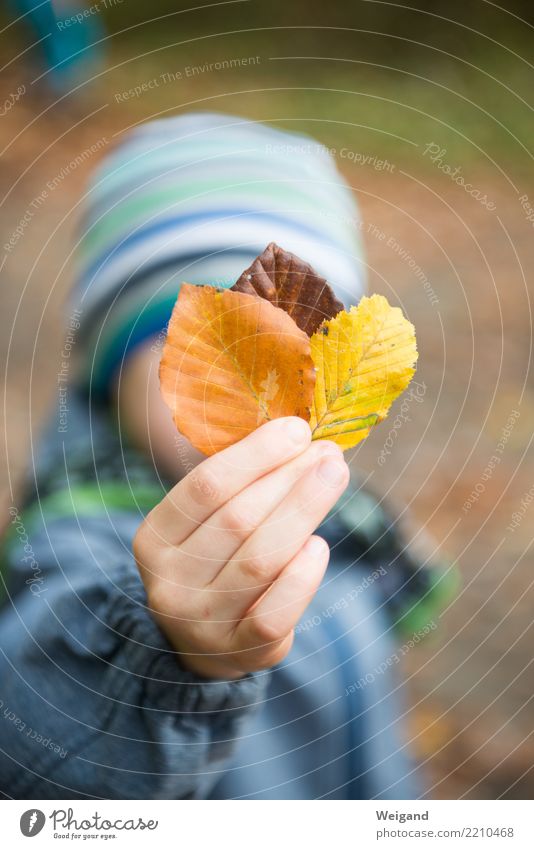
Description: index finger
xmin=147 ymin=416 xmax=312 ymax=544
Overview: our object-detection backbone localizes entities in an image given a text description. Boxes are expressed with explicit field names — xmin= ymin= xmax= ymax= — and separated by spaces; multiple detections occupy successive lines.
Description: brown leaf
xmin=160 ymin=284 xmax=315 ymax=456
xmin=232 ymin=242 xmax=343 ymax=336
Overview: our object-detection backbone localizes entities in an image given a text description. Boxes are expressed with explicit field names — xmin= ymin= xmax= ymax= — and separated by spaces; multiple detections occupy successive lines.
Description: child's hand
xmin=134 ymin=418 xmax=349 ymax=679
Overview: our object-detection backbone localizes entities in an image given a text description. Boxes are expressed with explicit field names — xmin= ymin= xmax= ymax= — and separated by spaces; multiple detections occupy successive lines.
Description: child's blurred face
xmin=115 ymin=338 xmax=205 ymax=480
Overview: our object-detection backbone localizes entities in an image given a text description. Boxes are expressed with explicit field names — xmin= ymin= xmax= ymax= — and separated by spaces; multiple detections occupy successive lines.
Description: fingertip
xmin=304 ymin=534 xmax=330 ymax=562
xmin=253 ymin=416 xmax=311 ymax=453
xmin=317 ymin=456 xmax=350 ymax=487
xmin=280 ymin=416 xmax=312 ymax=446
xmin=314 ymin=439 xmax=344 ymax=458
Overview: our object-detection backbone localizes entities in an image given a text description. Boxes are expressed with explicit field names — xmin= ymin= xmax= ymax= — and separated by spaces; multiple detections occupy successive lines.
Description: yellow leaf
xmin=160 ymin=284 xmax=315 ymax=456
xmin=309 ymin=294 xmax=418 ymax=450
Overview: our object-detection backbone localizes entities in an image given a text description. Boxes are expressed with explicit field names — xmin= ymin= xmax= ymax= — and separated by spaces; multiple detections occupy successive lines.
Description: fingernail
xmin=315 ymin=440 xmax=342 ymax=458
xmin=305 ymin=536 xmax=328 ymax=558
xmin=282 ymin=417 xmax=311 ymax=445
xmin=317 ymin=458 xmax=347 ymax=487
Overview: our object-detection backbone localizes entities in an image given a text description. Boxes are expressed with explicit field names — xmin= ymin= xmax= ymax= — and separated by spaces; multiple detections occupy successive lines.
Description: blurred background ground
xmin=1 ymin=0 xmax=533 ymax=798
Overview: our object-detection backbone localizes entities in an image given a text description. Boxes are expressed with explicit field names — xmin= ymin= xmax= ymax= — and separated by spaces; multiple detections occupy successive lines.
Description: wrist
xmin=149 ymin=608 xmax=247 ymax=680
xmin=176 ymin=650 xmax=246 ymax=681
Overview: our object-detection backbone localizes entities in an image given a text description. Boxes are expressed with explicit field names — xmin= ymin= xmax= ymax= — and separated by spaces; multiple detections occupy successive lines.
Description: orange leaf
xmin=232 ymin=242 xmax=343 ymax=336
xmin=160 ymin=284 xmax=316 ymax=455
